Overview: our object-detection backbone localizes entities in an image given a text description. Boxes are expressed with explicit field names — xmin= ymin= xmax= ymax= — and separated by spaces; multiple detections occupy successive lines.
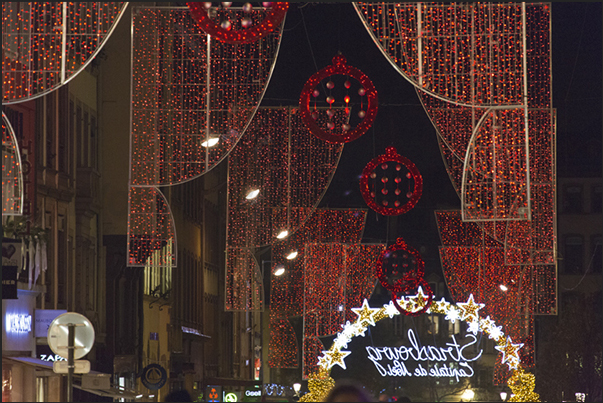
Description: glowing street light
xmin=500 ymin=391 xmax=508 ymax=401
xmin=273 ymin=265 xmax=285 ymax=276
xmin=461 ymin=389 xmax=474 ymax=401
xmin=293 ymin=383 xmax=301 ymax=397
xmin=245 ymin=188 xmax=260 ymax=200
xmin=276 ymin=229 xmax=289 ymax=239
xmin=286 ymin=250 xmax=298 ymax=260
xmin=499 ymin=284 xmax=508 ymax=292
xmin=201 ymin=137 xmax=220 ymax=147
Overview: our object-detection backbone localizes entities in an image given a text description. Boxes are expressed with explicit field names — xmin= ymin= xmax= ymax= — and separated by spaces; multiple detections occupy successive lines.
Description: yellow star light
xmin=430 ymin=297 xmax=449 ymax=314
xmin=351 ymin=299 xmax=380 ymax=327
xmin=456 ymin=294 xmax=485 ymax=320
xmin=321 ymin=349 xmax=352 ymax=370
xmin=495 ymin=336 xmax=524 ymax=370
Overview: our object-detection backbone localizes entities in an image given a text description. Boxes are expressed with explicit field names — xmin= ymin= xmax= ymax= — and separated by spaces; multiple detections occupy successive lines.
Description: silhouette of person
xmin=325 ymin=380 xmax=374 ymax=402
xmin=164 ymin=389 xmax=193 ymax=402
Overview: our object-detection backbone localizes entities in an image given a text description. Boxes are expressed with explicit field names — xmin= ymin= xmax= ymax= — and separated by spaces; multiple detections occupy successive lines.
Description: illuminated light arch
xmin=300 ymin=292 xmax=540 ymax=403
xmin=2 ymin=112 xmax=23 ymax=215
xmin=187 ymin=2 xmax=288 ymax=44
xmin=2 ymin=2 xmax=128 ymax=104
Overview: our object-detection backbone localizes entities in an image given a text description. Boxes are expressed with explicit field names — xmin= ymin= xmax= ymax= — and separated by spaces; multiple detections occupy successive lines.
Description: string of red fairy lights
xmin=128 ymin=5 xmax=283 ymax=267
xmin=2 ymin=2 xmax=127 ymax=104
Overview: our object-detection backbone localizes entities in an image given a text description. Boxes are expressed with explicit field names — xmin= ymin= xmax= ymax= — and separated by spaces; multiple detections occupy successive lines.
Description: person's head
xmin=164 ymin=389 xmax=193 ymax=402
xmin=325 ymin=380 xmax=373 ymax=402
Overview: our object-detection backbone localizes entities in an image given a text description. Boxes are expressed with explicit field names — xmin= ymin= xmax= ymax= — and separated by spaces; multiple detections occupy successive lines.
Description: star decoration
xmin=317 ymin=354 xmax=331 ymax=369
xmin=495 ymin=336 xmax=524 ymax=370
xmin=350 ymin=322 xmax=367 ymax=337
xmin=429 ymin=297 xmax=449 ymax=314
xmin=351 ymin=299 xmax=380 ymax=327
xmin=384 ymin=301 xmax=400 ymax=318
xmin=456 ymin=294 xmax=485 ymax=320
xmin=467 ymin=320 xmax=480 ymax=335
xmin=445 ymin=306 xmax=460 ymax=323
xmin=321 ymin=349 xmax=352 ymax=370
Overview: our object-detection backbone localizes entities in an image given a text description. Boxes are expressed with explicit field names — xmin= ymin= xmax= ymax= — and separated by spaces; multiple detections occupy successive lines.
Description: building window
xmin=592 ymin=185 xmax=602 ymax=213
xmin=563 ymin=185 xmax=583 ymax=213
xmin=591 ymin=235 xmax=602 ymax=273
xmin=564 ymin=235 xmax=584 ymax=274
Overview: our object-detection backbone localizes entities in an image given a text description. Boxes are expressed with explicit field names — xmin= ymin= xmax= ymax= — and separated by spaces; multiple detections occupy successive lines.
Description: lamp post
xmin=293 ymin=383 xmax=301 ymax=397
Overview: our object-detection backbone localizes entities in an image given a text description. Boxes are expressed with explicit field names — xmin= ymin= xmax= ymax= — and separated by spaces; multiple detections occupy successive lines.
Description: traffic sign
xmin=53 ymin=360 xmax=91 ymax=374
xmin=47 ymin=312 xmax=95 ymax=360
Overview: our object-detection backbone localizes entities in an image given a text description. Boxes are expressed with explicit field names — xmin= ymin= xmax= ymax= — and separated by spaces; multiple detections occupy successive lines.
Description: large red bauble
xmin=188 ymin=2 xmax=288 ymax=44
xmin=375 ymin=237 xmax=425 ymax=294
xmin=359 ymin=146 xmax=422 ymax=216
xmin=299 ymin=54 xmax=378 ymax=143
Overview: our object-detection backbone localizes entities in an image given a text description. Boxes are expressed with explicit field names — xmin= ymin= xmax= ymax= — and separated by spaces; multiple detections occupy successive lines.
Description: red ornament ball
xmin=326 ymin=81 xmax=335 ymax=89
xmin=358 ymin=110 xmax=366 ymax=118
xmin=344 ymin=80 xmax=351 ymax=89
xmin=358 ymin=88 xmax=366 ymax=96
xmin=313 ymin=89 xmax=320 ymax=97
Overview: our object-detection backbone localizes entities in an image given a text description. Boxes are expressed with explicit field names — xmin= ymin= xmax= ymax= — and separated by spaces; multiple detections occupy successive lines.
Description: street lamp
xmin=273 ymin=264 xmax=286 ymax=276
xmin=245 ymin=188 xmax=260 ymax=200
xmin=461 ymin=389 xmax=474 ymax=401
xmin=500 ymin=391 xmax=508 ymax=401
xmin=276 ymin=229 xmax=289 ymax=239
xmin=286 ymin=250 xmax=298 ymax=260
xmin=293 ymin=383 xmax=301 ymax=397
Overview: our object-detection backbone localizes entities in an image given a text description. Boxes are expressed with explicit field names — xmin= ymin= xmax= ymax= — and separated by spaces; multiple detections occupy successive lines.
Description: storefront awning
xmin=73 ymin=384 xmax=151 ymax=400
xmin=4 ymin=356 xmax=152 ymax=400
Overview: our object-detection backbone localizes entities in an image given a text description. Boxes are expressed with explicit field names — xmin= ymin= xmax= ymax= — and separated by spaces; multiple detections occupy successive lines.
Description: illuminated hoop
xmin=299 ymin=55 xmax=378 ymax=143
xmin=359 ymin=147 xmax=422 ymax=216
xmin=188 ymin=2 xmax=288 ymax=44
xmin=300 ymin=292 xmax=540 ymax=403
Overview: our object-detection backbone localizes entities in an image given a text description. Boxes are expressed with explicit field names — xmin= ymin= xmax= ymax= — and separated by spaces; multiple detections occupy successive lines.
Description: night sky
xmin=259 ymin=3 xmax=602 ymax=284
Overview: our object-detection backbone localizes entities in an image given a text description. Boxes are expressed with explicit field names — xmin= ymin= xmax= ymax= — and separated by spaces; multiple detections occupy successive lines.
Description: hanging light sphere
xmin=326 ymin=109 xmax=335 ymax=117
xmin=358 ymin=88 xmax=366 ymax=96
xmin=342 ymin=123 xmax=351 ymax=131
xmin=381 ymin=163 xmax=388 ymax=170
xmin=311 ymin=112 xmax=318 ymax=120
xmin=395 ymin=188 xmax=401 ymax=195
xmin=344 ymin=80 xmax=351 ymax=89
xmin=344 ymin=95 xmax=350 ymax=103
xmin=326 ymin=96 xmax=334 ymax=104
xmin=203 ymin=2 xmax=213 ymax=9
xmin=312 ymin=89 xmax=320 ymax=97
xmin=241 ymin=17 xmax=253 ymax=28
xmin=242 ymin=2 xmax=253 ymax=12
xmin=406 ymin=191 xmax=413 ymax=198
xmin=220 ymin=20 xmax=232 ymax=30
xmin=262 ymin=2 xmax=273 ymax=7
xmin=222 ymin=2 xmax=232 ymax=7
xmin=326 ymin=122 xmax=335 ymax=130
xmin=326 ymin=81 xmax=335 ymax=89
xmin=358 ymin=110 xmax=366 ymax=118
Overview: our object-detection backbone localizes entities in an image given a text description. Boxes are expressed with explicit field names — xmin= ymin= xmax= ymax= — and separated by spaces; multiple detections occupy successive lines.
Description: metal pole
xmin=67 ymin=323 xmax=75 ymax=402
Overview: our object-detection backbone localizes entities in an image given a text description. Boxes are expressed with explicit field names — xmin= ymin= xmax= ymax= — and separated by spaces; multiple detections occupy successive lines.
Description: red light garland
xmin=225 ymin=107 xmax=346 ymax=311
xmin=187 ymin=2 xmax=288 ymax=44
xmin=268 ymin=209 xmax=370 ymax=369
xmin=359 ymin=147 xmax=422 ymax=216
xmin=2 ymin=112 xmax=23 ymax=215
xmin=2 ymin=2 xmax=127 ymax=104
xmin=127 ymin=187 xmax=176 ymax=267
xmin=299 ymin=54 xmax=378 ymax=143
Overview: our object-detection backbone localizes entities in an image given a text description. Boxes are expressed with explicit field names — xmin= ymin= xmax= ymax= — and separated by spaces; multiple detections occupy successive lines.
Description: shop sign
xmin=35 ymin=309 xmax=67 ymax=338
xmin=365 ymin=328 xmax=482 ymax=381
xmin=205 ymin=385 xmax=222 ymax=402
xmin=5 ymin=313 xmax=31 ymax=333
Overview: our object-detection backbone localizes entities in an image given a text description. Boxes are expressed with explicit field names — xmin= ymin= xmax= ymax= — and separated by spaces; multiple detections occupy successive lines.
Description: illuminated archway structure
xmin=300 ymin=291 xmax=540 ymax=402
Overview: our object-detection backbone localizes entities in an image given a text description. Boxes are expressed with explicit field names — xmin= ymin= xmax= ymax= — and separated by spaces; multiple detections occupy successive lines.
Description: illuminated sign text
xmin=6 ymin=314 xmax=32 ymax=333
xmin=366 ymin=329 xmax=482 ymax=382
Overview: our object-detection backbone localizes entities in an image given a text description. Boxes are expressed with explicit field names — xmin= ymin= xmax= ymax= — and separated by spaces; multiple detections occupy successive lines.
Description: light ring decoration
xmin=360 ymin=147 xmax=422 ymax=216
xmin=300 ymin=292 xmax=540 ymax=402
xmin=2 ymin=112 xmax=23 ymax=215
xmin=375 ymin=237 xmax=424 ymax=294
xmin=299 ymin=54 xmax=378 ymax=143
xmin=187 ymin=2 xmax=288 ymax=44
xmin=391 ymin=278 xmax=433 ymax=317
